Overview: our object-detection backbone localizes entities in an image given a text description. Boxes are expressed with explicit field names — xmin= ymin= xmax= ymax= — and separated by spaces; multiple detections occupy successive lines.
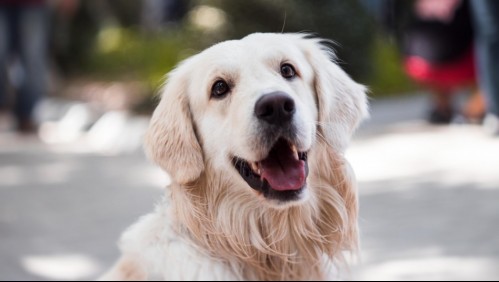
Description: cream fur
xmin=100 ymin=33 xmax=369 ymax=281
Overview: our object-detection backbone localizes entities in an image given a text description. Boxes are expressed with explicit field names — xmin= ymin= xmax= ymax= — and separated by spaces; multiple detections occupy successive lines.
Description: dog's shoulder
xmin=117 ymin=199 xmax=241 ymax=280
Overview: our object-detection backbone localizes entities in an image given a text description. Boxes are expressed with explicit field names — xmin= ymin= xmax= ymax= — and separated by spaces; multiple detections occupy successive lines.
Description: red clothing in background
xmin=405 ymin=49 xmax=476 ymax=91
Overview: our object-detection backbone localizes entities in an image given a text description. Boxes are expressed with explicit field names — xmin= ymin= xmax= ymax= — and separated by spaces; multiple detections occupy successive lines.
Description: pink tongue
xmin=260 ymin=141 xmax=306 ymax=191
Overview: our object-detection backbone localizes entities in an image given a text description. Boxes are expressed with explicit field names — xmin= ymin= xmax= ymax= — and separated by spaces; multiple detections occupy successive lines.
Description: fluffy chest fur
xmin=115 ymin=148 xmax=357 ymax=281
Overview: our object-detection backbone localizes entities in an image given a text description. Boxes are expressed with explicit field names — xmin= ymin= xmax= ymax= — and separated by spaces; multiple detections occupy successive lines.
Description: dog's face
xmin=188 ymin=34 xmax=319 ymax=204
xmin=146 ymin=33 xmax=368 ymax=207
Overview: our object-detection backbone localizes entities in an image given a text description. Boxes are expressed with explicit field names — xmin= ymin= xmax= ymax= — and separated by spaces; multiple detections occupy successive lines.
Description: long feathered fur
xmin=167 ymin=139 xmax=358 ymax=280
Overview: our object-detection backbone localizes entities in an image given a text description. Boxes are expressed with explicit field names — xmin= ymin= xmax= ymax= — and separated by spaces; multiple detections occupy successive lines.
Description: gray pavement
xmin=1 ymin=95 xmax=499 ymax=281
xmin=351 ymin=96 xmax=499 ymax=281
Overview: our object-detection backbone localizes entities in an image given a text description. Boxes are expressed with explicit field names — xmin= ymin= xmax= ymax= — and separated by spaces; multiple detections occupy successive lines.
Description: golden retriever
xmin=100 ymin=33 xmax=369 ymax=281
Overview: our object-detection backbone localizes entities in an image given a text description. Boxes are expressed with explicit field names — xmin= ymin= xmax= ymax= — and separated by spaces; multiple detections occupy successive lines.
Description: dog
xmin=100 ymin=33 xmax=369 ymax=281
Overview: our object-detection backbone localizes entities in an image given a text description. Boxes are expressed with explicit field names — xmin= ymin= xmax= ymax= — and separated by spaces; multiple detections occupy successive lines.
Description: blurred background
xmin=0 ymin=0 xmax=498 ymax=280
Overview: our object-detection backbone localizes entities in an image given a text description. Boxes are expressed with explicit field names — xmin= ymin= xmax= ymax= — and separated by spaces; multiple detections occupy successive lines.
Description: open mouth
xmin=232 ymin=138 xmax=309 ymax=202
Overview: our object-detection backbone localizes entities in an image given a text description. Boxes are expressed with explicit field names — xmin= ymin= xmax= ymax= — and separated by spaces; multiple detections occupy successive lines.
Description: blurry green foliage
xmin=205 ymin=0 xmax=375 ymax=80
xmin=83 ymin=28 xmax=196 ymax=89
xmin=55 ymin=0 xmax=417 ymax=99
xmin=367 ymin=37 xmax=418 ymax=96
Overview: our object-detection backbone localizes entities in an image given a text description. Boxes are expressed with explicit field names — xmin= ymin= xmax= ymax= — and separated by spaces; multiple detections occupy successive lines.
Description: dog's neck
xmin=168 ymin=144 xmax=358 ymax=281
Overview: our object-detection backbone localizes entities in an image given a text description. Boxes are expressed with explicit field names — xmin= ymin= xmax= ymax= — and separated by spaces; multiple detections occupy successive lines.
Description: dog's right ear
xmin=144 ymin=66 xmax=204 ymax=185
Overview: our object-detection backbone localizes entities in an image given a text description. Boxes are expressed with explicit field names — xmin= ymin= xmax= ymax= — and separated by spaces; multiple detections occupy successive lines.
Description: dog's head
xmin=145 ymin=33 xmax=368 ymax=207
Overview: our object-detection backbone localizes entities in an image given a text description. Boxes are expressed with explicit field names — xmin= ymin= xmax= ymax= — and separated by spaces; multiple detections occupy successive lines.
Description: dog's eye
xmin=211 ymin=80 xmax=230 ymax=99
xmin=280 ymin=64 xmax=296 ymax=79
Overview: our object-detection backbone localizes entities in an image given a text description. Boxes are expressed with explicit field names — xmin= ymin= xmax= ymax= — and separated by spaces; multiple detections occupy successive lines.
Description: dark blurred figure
xmin=0 ymin=0 xmax=50 ymax=133
xmin=362 ymin=0 xmax=485 ymax=124
xmin=402 ymin=0 xmax=483 ymax=124
xmin=141 ymin=0 xmax=190 ymax=33
xmin=470 ymin=0 xmax=499 ymax=135
xmin=0 ymin=0 xmax=78 ymax=134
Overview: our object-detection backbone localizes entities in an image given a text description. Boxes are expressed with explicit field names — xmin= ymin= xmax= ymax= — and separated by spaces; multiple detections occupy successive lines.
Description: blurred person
xmin=470 ymin=0 xmax=499 ymax=135
xmin=0 ymin=0 xmax=78 ymax=134
xmin=362 ymin=0 xmax=485 ymax=124
xmin=0 ymin=0 xmax=50 ymax=133
xmin=400 ymin=0 xmax=484 ymax=124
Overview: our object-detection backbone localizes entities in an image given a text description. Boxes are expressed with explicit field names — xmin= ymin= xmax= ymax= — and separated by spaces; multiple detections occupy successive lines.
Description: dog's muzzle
xmin=232 ymin=92 xmax=309 ymax=203
xmin=233 ymin=138 xmax=309 ymax=202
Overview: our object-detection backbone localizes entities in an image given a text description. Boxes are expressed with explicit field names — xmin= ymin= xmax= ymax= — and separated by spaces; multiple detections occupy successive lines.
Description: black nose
xmin=254 ymin=92 xmax=296 ymax=125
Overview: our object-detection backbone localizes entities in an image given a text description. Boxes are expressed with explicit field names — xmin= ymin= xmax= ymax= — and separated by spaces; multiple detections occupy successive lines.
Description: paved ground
xmin=350 ymin=96 xmax=499 ymax=281
xmin=1 ymin=95 xmax=498 ymax=281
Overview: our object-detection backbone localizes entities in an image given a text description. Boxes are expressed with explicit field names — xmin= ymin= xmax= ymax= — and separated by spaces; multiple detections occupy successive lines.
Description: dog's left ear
xmin=144 ymin=63 xmax=204 ymax=185
xmin=299 ymin=37 xmax=369 ymax=151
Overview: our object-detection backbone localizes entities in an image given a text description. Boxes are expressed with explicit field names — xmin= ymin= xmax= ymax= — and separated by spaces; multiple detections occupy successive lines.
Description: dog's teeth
xmin=291 ymin=145 xmax=299 ymax=160
xmin=250 ymin=162 xmax=257 ymax=171
xmin=250 ymin=162 xmax=260 ymax=175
